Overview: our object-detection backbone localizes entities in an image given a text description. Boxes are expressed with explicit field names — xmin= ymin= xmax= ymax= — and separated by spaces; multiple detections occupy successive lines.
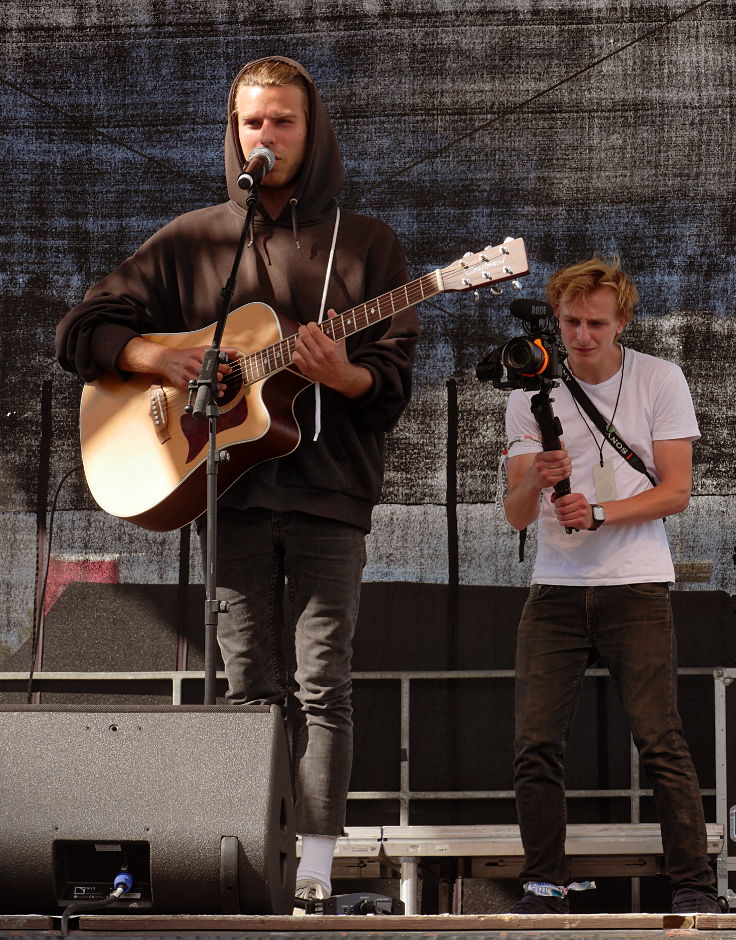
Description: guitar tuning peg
xmin=490 ymin=285 xmax=503 ymax=296
xmin=463 ymin=251 xmax=472 ymax=258
xmin=503 ymin=236 xmax=514 ymax=243
xmin=473 ymin=290 xmax=480 ymax=302
xmin=512 ymin=280 xmax=522 ymax=290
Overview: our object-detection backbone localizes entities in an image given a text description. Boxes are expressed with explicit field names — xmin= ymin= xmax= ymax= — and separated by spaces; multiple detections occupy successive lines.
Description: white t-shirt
xmin=504 ymin=346 xmax=700 ymax=586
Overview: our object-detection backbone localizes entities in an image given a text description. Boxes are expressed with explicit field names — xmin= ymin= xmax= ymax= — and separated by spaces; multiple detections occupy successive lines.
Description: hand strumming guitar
xmin=117 ymin=336 xmax=237 ymax=397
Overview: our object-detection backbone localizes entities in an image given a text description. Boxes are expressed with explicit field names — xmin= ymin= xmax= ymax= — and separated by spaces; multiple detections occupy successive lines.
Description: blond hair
xmin=232 ymin=59 xmax=310 ymax=120
xmin=546 ymin=256 xmax=639 ymax=323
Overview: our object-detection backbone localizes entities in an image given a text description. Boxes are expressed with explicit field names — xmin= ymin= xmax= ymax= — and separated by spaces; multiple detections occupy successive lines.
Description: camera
xmin=476 ymin=299 xmax=562 ymax=390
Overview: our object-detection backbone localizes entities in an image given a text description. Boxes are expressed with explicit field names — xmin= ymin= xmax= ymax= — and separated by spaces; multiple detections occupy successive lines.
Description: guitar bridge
xmin=149 ymin=386 xmax=171 ymax=444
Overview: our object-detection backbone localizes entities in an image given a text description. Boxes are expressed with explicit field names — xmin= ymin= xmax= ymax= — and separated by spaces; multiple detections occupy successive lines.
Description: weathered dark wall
xmin=1 ymin=0 xmax=734 ymax=657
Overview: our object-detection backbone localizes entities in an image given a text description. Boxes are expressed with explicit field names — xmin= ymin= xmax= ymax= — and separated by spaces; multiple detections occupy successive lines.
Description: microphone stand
xmin=187 ymin=188 xmax=259 ymax=705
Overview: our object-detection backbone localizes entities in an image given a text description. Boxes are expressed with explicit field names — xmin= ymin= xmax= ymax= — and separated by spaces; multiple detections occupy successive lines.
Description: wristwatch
xmin=589 ymin=504 xmax=606 ymax=531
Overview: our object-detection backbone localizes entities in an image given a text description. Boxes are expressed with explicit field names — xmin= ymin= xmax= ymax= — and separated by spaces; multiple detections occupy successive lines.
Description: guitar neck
xmin=240 ymin=271 xmax=440 ymax=385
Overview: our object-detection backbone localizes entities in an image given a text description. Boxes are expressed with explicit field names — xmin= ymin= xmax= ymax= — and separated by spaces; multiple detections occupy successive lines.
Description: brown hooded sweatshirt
xmin=56 ymin=57 xmax=419 ymax=532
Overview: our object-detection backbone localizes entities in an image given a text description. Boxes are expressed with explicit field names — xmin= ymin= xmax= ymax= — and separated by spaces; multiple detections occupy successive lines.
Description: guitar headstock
xmin=438 ymin=237 xmax=529 ymax=294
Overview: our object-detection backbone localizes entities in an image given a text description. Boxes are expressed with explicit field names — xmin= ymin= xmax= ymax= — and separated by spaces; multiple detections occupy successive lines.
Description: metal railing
xmin=0 ymin=664 xmax=731 ymax=909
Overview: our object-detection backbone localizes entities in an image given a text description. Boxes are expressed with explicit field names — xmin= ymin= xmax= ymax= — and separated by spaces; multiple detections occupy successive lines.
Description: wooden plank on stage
xmin=0 ymin=915 xmax=55 ymax=929
xmin=76 ymin=912 xmax=736 ymax=931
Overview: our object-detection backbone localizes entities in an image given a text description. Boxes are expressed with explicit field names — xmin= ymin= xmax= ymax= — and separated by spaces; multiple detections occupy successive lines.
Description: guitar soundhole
xmin=220 ymin=368 xmax=243 ymax=408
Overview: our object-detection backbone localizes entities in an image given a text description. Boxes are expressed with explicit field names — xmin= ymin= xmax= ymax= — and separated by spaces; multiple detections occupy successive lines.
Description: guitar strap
xmin=313 ymin=205 xmax=342 ymax=441
xmin=560 ymin=360 xmax=658 ymax=488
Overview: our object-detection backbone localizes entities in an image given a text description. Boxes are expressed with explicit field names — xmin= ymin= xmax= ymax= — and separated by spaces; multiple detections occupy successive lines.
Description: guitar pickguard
xmin=180 ymin=395 xmax=250 ymax=464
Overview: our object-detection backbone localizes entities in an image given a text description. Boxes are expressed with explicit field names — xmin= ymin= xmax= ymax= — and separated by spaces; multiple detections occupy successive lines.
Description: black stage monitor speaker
xmin=0 ymin=704 xmax=295 ymax=915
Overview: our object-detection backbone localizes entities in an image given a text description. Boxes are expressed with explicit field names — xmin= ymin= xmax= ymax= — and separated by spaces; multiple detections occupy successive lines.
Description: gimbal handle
xmin=530 ymin=382 xmax=574 ymax=534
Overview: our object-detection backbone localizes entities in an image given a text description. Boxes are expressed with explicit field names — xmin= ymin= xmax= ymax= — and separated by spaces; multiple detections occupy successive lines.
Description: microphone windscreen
xmin=247 ymin=146 xmax=275 ymax=171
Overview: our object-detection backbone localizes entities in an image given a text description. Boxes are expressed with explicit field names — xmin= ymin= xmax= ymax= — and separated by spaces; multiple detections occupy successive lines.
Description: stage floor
xmin=3 ymin=912 xmax=736 ymax=939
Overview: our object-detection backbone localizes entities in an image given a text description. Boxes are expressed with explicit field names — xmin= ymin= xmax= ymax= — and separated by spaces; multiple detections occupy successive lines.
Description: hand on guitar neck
xmin=293 ymin=309 xmax=373 ymax=399
xmin=117 ymin=336 xmax=238 ymax=398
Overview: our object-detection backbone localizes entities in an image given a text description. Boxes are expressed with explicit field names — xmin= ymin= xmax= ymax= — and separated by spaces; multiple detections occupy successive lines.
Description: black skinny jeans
xmin=514 ymin=582 xmax=716 ymax=893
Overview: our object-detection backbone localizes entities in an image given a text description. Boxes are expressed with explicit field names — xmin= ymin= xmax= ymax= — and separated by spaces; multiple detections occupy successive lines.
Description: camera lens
xmin=502 ymin=337 xmax=548 ymax=375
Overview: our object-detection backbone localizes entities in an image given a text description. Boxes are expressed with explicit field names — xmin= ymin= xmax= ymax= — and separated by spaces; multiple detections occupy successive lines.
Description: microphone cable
xmin=26 ymin=462 xmax=84 ymax=703
xmin=59 ymin=870 xmax=134 ymax=938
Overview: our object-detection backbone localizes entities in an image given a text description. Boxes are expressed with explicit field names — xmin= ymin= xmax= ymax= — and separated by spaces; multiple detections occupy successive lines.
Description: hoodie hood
xmin=224 ymin=56 xmax=345 ymax=226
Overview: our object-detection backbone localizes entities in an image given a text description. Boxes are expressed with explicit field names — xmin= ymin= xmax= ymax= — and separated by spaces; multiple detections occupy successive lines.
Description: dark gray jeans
xmin=202 ymin=507 xmax=366 ymax=836
xmin=514 ymin=582 xmax=716 ymax=894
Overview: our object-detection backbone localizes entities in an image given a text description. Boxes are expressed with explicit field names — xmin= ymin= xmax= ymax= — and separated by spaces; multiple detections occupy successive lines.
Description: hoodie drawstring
xmin=289 ymin=198 xmax=301 ymax=250
xmin=313 ymin=206 xmax=341 ymax=442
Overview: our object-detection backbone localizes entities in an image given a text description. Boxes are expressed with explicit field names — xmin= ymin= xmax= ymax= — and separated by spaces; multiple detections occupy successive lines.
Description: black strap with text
xmin=560 ymin=363 xmax=658 ymax=488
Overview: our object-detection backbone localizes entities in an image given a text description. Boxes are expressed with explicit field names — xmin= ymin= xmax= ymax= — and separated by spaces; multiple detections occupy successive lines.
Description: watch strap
xmin=589 ymin=504 xmax=605 ymax=530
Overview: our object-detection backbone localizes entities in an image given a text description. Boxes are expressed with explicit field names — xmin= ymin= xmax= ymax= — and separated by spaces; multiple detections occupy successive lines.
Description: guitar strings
xmin=216 ymin=257 xmax=488 ymax=386
xmin=145 ymin=252 xmax=504 ymax=411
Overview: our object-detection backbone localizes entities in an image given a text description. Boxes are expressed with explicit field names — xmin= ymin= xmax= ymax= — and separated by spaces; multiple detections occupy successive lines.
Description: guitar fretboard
xmin=238 ymin=270 xmax=441 ymax=385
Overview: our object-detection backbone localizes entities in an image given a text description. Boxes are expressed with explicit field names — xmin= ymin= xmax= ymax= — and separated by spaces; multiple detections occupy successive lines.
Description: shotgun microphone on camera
xmin=509 ymin=298 xmax=555 ymax=320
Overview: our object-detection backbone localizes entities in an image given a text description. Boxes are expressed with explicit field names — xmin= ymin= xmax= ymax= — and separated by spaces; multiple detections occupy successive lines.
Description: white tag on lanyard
xmin=593 ymin=460 xmax=618 ymax=502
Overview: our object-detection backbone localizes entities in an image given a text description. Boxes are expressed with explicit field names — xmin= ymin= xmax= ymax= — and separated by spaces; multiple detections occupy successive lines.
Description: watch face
xmin=593 ymin=505 xmax=605 ymax=521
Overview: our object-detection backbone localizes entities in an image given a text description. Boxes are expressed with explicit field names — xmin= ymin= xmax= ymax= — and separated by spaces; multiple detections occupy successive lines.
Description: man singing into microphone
xmin=502 ymin=257 xmax=719 ymax=915
xmin=56 ymin=57 xmax=418 ymax=909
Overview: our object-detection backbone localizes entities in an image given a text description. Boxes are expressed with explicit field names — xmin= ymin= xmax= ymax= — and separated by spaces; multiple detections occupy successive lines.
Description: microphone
xmin=509 ymin=298 xmax=554 ymax=320
xmin=237 ymin=147 xmax=275 ymax=190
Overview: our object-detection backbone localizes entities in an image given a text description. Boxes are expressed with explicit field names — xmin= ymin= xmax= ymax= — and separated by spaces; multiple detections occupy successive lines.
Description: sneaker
xmin=671 ymin=888 xmax=721 ymax=914
xmin=510 ymin=890 xmax=569 ymax=914
xmin=293 ymin=879 xmax=329 ymax=916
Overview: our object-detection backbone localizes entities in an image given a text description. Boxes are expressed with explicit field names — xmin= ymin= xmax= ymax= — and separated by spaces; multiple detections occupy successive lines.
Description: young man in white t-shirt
xmin=504 ymin=257 xmax=719 ymax=915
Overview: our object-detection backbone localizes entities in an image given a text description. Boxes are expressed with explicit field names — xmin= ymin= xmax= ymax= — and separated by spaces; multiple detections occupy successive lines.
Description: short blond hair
xmin=232 ymin=59 xmax=310 ymax=120
xmin=546 ymin=256 xmax=639 ymax=323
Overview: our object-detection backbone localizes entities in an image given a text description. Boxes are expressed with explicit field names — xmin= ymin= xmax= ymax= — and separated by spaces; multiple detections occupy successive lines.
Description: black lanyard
xmin=560 ymin=354 xmax=658 ymax=488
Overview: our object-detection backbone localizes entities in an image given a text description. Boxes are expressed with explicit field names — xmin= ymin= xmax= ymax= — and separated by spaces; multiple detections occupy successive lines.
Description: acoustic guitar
xmin=80 ymin=237 xmax=529 ymax=531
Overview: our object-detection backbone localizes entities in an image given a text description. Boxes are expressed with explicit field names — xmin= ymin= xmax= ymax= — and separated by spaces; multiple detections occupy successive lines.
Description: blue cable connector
xmin=113 ymin=871 xmax=134 ymax=894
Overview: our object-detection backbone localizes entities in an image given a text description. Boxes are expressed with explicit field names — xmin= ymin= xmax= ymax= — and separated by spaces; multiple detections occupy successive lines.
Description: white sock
xmin=297 ymin=834 xmax=337 ymax=895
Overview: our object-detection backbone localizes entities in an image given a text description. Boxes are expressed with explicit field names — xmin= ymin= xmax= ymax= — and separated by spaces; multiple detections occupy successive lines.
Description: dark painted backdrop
xmin=0 ymin=0 xmax=735 ymax=914
xmin=1 ymin=0 xmax=734 ymax=653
